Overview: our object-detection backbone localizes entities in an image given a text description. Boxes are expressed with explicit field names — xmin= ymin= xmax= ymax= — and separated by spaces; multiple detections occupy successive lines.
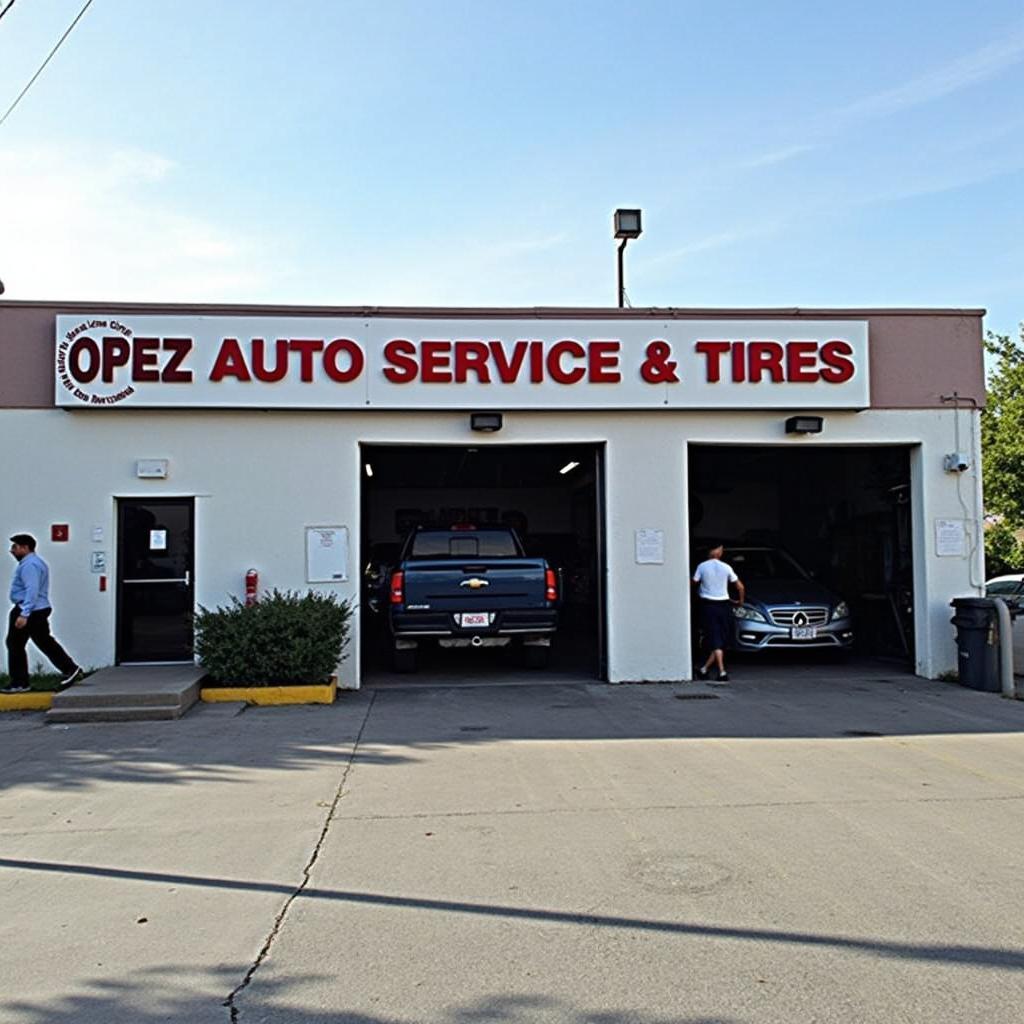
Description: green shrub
xmin=195 ymin=589 xmax=353 ymax=686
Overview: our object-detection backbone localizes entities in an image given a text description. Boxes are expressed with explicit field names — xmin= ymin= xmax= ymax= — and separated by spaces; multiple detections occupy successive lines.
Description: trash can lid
xmin=949 ymin=596 xmax=995 ymax=608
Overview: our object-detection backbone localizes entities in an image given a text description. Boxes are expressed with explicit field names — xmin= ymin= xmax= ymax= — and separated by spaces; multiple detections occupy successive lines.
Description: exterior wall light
xmin=470 ymin=412 xmax=503 ymax=432
xmin=785 ymin=415 xmax=824 ymax=435
xmin=614 ymin=209 xmax=642 ymax=239
xmin=613 ymin=208 xmax=643 ymax=309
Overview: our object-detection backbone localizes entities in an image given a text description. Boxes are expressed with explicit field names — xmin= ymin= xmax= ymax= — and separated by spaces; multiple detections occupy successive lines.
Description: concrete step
xmin=53 ymin=683 xmax=199 ymax=709
xmin=46 ymin=663 xmax=203 ymax=724
xmin=47 ymin=704 xmax=190 ymax=724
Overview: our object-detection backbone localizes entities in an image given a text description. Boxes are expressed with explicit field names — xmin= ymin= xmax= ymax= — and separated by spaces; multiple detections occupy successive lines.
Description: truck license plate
xmin=460 ymin=613 xmax=489 ymax=628
xmin=791 ymin=626 xmax=817 ymax=639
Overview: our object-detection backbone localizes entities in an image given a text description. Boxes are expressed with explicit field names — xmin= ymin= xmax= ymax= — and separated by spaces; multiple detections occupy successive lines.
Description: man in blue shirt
xmin=3 ymin=534 xmax=81 ymax=694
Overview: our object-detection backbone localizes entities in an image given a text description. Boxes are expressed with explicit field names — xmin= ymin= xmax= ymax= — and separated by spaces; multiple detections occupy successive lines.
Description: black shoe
xmin=2 ymin=685 xmax=31 ymax=694
xmin=697 ymin=667 xmax=709 ymax=681
xmin=716 ymin=671 xmax=729 ymax=683
xmin=59 ymin=667 xmax=83 ymax=689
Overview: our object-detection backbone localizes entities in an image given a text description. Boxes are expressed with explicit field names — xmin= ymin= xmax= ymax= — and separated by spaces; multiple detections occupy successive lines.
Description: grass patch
xmin=0 ymin=671 xmax=63 ymax=691
xmin=0 ymin=667 xmax=99 ymax=691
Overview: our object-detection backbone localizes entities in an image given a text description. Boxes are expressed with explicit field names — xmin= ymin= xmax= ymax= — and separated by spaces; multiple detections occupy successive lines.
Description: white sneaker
xmin=59 ymin=667 xmax=83 ymax=689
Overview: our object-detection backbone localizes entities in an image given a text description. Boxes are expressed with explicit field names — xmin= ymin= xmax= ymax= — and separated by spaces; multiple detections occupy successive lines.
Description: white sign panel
xmin=306 ymin=526 xmax=348 ymax=583
xmin=935 ymin=518 xmax=967 ymax=557
xmin=55 ymin=315 xmax=870 ymax=410
xmin=635 ymin=529 xmax=665 ymax=565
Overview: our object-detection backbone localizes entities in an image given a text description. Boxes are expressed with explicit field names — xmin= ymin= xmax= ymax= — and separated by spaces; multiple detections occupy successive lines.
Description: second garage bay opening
xmin=688 ymin=444 xmax=916 ymax=672
xmin=360 ymin=443 xmax=606 ymax=683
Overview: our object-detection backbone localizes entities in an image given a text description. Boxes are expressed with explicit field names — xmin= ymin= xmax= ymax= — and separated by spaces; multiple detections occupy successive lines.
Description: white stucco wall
xmin=0 ymin=406 xmax=983 ymax=685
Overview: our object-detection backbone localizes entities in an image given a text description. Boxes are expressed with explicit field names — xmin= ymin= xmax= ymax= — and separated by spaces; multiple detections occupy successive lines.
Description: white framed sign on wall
xmin=305 ymin=526 xmax=349 ymax=583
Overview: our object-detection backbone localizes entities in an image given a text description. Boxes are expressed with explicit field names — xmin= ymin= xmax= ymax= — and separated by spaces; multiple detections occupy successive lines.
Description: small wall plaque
xmin=136 ymin=459 xmax=169 ymax=479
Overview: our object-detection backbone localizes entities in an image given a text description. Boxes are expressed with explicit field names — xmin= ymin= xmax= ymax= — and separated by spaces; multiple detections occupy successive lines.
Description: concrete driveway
xmin=3 ymin=661 xmax=1024 ymax=1023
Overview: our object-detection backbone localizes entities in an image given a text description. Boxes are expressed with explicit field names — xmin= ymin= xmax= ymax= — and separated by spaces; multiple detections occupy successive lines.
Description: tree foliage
xmin=982 ymin=325 xmax=1024 ymax=571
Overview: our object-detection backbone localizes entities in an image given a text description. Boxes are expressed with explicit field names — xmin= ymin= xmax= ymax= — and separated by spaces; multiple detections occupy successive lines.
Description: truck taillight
xmin=390 ymin=571 xmax=405 ymax=604
xmin=545 ymin=568 xmax=558 ymax=602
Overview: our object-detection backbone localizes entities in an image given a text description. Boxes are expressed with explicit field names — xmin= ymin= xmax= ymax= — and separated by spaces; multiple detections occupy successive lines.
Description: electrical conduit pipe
xmin=993 ymin=598 xmax=1016 ymax=699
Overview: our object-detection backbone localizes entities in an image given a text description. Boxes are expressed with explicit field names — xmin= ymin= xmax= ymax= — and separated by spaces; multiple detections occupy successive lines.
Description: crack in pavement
xmin=223 ymin=691 xmax=377 ymax=1023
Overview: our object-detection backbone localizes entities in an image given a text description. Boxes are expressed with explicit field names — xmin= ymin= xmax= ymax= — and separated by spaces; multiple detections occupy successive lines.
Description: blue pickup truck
xmin=386 ymin=526 xmax=560 ymax=672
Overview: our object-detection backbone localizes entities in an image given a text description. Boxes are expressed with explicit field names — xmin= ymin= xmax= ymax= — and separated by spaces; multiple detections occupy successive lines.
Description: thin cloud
xmin=638 ymin=224 xmax=782 ymax=271
xmin=838 ymin=25 xmax=1024 ymax=119
xmin=736 ymin=144 xmax=817 ymax=169
xmin=0 ymin=144 xmax=276 ymax=301
xmin=491 ymin=232 xmax=569 ymax=258
xmin=846 ymin=158 xmax=1024 ymax=208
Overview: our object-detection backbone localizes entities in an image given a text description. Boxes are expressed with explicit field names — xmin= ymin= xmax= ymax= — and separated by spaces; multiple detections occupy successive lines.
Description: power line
xmin=0 ymin=0 xmax=95 ymax=129
xmin=0 ymin=2 xmax=18 ymax=25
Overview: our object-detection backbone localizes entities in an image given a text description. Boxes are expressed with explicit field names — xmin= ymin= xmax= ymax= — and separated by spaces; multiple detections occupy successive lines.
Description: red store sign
xmin=55 ymin=316 xmax=869 ymax=410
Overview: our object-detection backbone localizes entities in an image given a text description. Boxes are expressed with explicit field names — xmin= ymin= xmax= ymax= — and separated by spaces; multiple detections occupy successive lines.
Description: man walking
xmin=3 ymin=534 xmax=82 ymax=694
xmin=692 ymin=541 xmax=745 ymax=683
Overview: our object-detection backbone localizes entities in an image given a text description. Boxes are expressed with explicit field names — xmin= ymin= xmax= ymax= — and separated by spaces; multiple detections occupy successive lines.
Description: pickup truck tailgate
xmin=402 ymin=559 xmax=549 ymax=610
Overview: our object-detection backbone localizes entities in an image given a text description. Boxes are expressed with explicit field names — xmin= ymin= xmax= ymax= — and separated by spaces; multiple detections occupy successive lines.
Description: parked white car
xmin=986 ymin=575 xmax=1024 ymax=678
xmin=986 ymin=574 xmax=1024 ymax=604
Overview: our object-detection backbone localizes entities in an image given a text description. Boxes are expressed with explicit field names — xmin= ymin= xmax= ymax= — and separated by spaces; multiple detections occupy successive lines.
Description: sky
xmin=0 ymin=1 xmax=1021 ymax=338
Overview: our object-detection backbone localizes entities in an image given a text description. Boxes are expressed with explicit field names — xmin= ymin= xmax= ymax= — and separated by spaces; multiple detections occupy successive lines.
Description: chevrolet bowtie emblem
xmin=460 ymin=578 xmax=489 ymax=589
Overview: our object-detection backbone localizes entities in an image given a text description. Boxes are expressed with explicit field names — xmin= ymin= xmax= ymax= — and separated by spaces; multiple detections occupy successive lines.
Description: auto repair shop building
xmin=0 ymin=302 xmax=985 ymax=686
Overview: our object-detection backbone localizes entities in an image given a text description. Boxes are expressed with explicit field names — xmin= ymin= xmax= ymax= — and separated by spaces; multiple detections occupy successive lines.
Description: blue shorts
xmin=701 ymin=599 xmax=733 ymax=651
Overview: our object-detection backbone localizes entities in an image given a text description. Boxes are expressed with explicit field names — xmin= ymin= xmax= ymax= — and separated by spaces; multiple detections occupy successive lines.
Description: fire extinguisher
xmin=245 ymin=568 xmax=259 ymax=607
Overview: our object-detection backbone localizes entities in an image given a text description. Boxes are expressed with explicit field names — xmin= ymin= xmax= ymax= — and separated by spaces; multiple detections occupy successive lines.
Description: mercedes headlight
xmin=831 ymin=601 xmax=851 ymax=621
xmin=733 ymin=604 xmax=768 ymax=623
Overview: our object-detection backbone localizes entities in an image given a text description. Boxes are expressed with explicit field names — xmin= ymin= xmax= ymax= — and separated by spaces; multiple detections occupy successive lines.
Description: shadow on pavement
xmin=2 ymin=856 xmax=1023 ymax=976
xmin=0 ymin=962 xmax=739 ymax=1024
xmin=2 ymin=662 xmax=1024 ymax=795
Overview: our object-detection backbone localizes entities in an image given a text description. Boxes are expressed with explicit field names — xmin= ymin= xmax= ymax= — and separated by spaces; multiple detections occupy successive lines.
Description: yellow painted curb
xmin=201 ymin=677 xmax=337 ymax=706
xmin=0 ymin=691 xmax=55 ymax=712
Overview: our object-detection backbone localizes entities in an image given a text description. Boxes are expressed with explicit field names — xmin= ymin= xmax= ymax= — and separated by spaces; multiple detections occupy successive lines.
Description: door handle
xmin=123 ymin=578 xmax=189 ymax=584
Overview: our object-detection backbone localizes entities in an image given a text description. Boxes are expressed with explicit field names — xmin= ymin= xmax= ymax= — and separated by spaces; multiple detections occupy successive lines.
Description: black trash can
xmin=950 ymin=597 xmax=1000 ymax=691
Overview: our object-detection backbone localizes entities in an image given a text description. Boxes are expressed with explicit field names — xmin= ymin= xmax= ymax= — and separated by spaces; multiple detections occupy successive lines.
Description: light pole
xmin=613 ymin=208 xmax=642 ymax=308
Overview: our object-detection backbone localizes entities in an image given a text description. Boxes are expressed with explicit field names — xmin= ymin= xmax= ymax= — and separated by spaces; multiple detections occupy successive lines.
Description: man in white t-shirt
xmin=692 ymin=542 xmax=745 ymax=682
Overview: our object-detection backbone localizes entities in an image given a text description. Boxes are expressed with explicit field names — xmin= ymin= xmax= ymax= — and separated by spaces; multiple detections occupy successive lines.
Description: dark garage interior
xmin=360 ymin=443 xmax=606 ymax=682
xmin=688 ymin=444 xmax=915 ymax=667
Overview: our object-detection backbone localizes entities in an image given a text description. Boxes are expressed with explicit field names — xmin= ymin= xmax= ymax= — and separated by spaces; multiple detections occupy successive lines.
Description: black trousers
xmin=701 ymin=598 xmax=734 ymax=652
xmin=6 ymin=606 xmax=76 ymax=685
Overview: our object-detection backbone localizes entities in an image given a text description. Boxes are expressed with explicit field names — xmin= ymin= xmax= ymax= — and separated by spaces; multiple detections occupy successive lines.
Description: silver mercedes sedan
xmin=727 ymin=546 xmax=854 ymax=651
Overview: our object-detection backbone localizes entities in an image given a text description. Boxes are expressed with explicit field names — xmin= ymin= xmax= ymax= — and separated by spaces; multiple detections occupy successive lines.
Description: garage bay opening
xmin=688 ymin=445 xmax=915 ymax=672
xmin=360 ymin=443 xmax=606 ymax=683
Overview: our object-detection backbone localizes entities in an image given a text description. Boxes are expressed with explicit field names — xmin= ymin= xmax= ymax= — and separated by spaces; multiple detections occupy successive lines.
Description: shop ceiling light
xmin=613 ymin=209 xmax=642 ymax=239
xmin=364 ymin=463 xmax=373 ymax=477
xmin=785 ymin=415 xmax=824 ymax=435
xmin=559 ymin=460 xmax=580 ymax=475
xmin=470 ymin=412 xmax=503 ymax=432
